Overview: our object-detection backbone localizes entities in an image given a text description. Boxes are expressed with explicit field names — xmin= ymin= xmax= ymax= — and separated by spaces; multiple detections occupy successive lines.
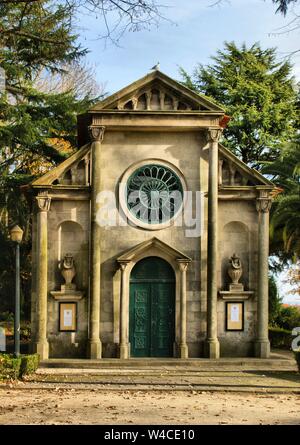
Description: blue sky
xmin=76 ymin=0 xmax=300 ymax=94
xmin=76 ymin=0 xmax=300 ymax=304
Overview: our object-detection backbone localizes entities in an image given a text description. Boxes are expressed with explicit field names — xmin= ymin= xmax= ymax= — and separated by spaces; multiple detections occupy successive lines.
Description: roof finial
xmin=150 ymin=62 xmax=160 ymax=71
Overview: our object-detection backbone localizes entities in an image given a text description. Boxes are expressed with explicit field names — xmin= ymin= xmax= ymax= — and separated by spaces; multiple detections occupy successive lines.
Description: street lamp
xmin=10 ymin=225 xmax=23 ymax=357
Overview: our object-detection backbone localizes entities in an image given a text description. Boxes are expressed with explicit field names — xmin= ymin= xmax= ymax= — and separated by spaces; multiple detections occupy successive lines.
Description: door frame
xmin=129 ymin=260 xmax=176 ymax=358
xmin=116 ymin=237 xmax=192 ymax=359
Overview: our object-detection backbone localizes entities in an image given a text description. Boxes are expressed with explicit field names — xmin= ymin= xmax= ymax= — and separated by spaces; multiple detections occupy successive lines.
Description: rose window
xmin=126 ymin=164 xmax=183 ymax=224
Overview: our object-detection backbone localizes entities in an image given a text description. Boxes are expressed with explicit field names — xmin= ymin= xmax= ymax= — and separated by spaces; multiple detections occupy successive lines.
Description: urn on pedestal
xmin=227 ymin=253 xmax=243 ymax=292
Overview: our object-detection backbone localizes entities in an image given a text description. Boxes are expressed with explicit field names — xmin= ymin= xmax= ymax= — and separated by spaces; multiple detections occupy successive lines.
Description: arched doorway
xmin=129 ymin=256 xmax=175 ymax=357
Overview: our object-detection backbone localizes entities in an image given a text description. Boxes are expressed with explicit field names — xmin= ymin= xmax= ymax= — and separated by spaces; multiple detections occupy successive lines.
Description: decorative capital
xmin=256 ymin=190 xmax=272 ymax=213
xmin=36 ymin=193 xmax=51 ymax=212
xmin=207 ymin=128 xmax=223 ymax=143
xmin=256 ymin=197 xmax=272 ymax=213
xmin=88 ymin=125 xmax=105 ymax=143
xmin=177 ymin=259 xmax=190 ymax=272
xmin=118 ymin=260 xmax=131 ymax=272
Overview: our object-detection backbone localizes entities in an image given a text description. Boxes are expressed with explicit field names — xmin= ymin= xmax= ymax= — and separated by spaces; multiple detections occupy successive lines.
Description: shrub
xmin=269 ymin=327 xmax=293 ymax=349
xmin=294 ymin=351 xmax=300 ymax=372
xmin=20 ymin=354 xmax=39 ymax=377
xmin=0 ymin=353 xmax=39 ymax=380
xmin=274 ymin=306 xmax=300 ymax=331
xmin=0 ymin=354 xmax=22 ymax=380
xmin=0 ymin=312 xmax=14 ymax=323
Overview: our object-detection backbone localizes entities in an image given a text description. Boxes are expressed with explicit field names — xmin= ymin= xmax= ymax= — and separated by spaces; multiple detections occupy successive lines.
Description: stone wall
xmin=99 ymin=130 xmax=207 ymax=357
xmin=37 ymin=129 xmax=260 ymax=358
xmin=46 ymin=200 xmax=90 ymax=358
xmin=217 ymin=200 xmax=258 ymax=357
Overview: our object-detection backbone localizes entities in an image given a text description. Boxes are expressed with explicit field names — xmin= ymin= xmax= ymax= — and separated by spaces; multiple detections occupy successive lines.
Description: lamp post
xmin=10 ymin=225 xmax=23 ymax=358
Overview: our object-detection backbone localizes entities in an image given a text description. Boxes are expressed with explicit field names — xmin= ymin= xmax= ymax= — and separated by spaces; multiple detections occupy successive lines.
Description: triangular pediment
xmin=31 ymin=143 xmax=91 ymax=188
xmin=91 ymin=70 xmax=224 ymax=113
xmin=218 ymin=144 xmax=273 ymax=187
xmin=117 ymin=237 xmax=192 ymax=263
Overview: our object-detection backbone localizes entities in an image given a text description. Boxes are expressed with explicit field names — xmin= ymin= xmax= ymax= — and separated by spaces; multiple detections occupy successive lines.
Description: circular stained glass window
xmin=126 ymin=164 xmax=183 ymax=225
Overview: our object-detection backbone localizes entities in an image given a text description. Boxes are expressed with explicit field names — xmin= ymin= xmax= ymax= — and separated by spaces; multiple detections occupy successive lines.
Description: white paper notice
xmin=64 ymin=309 xmax=73 ymax=327
xmin=230 ymin=304 xmax=239 ymax=322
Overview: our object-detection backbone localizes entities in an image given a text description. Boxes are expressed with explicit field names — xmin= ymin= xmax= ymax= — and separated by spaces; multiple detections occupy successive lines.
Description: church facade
xmin=29 ymin=70 xmax=274 ymax=360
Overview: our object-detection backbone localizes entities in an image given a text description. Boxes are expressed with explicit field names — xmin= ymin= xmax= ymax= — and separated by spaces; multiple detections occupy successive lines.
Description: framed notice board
xmin=225 ymin=302 xmax=244 ymax=331
xmin=59 ymin=302 xmax=77 ymax=332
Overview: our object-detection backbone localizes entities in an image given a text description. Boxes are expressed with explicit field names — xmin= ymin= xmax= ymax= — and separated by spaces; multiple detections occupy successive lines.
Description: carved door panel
xmin=151 ymin=282 xmax=175 ymax=357
xmin=129 ymin=283 xmax=151 ymax=357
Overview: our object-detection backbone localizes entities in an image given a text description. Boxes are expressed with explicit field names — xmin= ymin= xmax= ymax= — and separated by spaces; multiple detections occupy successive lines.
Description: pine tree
xmin=180 ymin=42 xmax=298 ymax=167
xmin=0 ymin=1 xmax=97 ymax=318
xmin=263 ymin=137 xmax=300 ymax=261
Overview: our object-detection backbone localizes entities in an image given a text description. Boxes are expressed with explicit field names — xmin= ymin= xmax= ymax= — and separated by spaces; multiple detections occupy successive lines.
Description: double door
xmin=129 ymin=281 xmax=175 ymax=357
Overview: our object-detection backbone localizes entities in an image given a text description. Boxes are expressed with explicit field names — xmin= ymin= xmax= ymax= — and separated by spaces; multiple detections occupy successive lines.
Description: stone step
xmin=39 ymin=357 xmax=297 ymax=372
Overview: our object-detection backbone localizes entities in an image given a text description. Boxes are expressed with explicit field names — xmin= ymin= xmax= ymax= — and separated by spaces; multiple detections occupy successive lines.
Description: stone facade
xmin=29 ymin=70 xmax=274 ymax=360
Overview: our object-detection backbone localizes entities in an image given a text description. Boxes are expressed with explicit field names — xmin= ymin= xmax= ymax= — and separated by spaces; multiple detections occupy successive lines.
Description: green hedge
xmin=269 ymin=327 xmax=293 ymax=349
xmin=294 ymin=351 xmax=300 ymax=372
xmin=0 ymin=354 xmax=39 ymax=380
xmin=0 ymin=354 xmax=22 ymax=380
xmin=20 ymin=354 xmax=40 ymax=377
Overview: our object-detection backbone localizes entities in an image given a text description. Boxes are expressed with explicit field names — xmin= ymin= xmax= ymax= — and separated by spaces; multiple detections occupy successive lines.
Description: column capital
xmin=256 ymin=191 xmax=272 ymax=213
xmin=177 ymin=259 xmax=190 ymax=272
xmin=88 ymin=125 xmax=105 ymax=143
xmin=36 ymin=193 xmax=51 ymax=212
xmin=207 ymin=128 xmax=223 ymax=143
xmin=118 ymin=260 xmax=131 ymax=272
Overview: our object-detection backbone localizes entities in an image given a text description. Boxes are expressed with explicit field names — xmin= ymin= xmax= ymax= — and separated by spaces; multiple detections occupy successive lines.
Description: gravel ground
xmin=0 ymin=387 xmax=299 ymax=425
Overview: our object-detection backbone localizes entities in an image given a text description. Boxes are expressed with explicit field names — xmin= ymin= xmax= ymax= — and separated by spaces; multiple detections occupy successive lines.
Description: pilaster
xmin=255 ymin=190 xmax=272 ymax=358
xmin=204 ymin=128 xmax=222 ymax=359
xmin=88 ymin=125 xmax=105 ymax=359
xmin=35 ymin=192 xmax=51 ymax=360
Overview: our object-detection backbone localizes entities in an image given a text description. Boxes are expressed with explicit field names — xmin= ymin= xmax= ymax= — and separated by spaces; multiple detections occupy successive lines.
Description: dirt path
xmin=0 ymin=387 xmax=299 ymax=425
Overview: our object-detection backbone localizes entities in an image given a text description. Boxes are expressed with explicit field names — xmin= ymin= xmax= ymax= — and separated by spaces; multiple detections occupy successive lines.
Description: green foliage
xmin=274 ymin=306 xmax=300 ymax=331
xmin=0 ymin=312 xmax=14 ymax=323
xmin=0 ymin=1 xmax=99 ymax=320
xmin=19 ymin=354 xmax=40 ymax=377
xmin=272 ymin=0 xmax=298 ymax=15
xmin=269 ymin=326 xmax=293 ymax=349
xmin=0 ymin=0 xmax=97 ymax=180
xmin=269 ymin=275 xmax=282 ymax=324
xmin=263 ymin=138 xmax=300 ymax=260
xmin=179 ymin=42 xmax=298 ymax=166
xmin=0 ymin=354 xmax=22 ymax=380
xmin=0 ymin=353 xmax=39 ymax=380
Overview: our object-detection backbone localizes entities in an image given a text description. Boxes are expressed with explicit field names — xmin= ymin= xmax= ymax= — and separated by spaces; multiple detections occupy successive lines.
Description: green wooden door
xmin=129 ymin=257 xmax=175 ymax=358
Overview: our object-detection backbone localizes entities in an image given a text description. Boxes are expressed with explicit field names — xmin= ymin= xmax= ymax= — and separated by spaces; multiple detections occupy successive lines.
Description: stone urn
xmin=60 ymin=253 xmax=76 ymax=286
xmin=227 ymin=253 xmax=242 ymax=285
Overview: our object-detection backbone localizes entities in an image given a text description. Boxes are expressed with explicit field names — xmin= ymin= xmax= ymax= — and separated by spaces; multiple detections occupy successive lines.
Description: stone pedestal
xmin=50 ymin=282 xmax=84 ymax=301
xmin=218 ymin=290 xmax=254 ymax=301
